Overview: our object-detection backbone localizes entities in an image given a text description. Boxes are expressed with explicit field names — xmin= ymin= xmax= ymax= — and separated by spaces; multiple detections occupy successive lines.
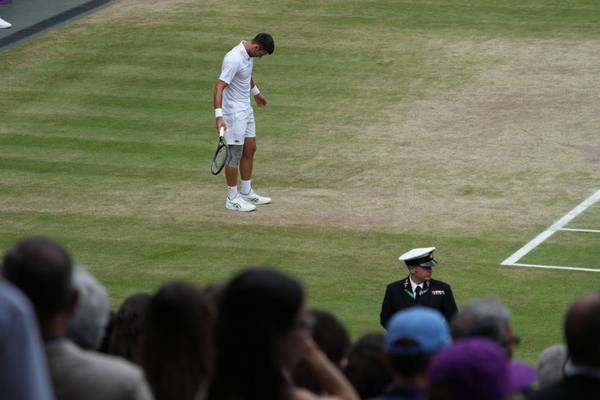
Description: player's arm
xmin=250 ymin=77 xmax=267 ymax=108
xmin=213 ymin=79 xmax=228 ymax=132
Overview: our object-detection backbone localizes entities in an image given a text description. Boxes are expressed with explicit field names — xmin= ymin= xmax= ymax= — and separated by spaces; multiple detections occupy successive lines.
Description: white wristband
xmin=214 ymin=108 xmax=223 ymax=118
xmin=251 ymin=85 xmax=260 ymax=96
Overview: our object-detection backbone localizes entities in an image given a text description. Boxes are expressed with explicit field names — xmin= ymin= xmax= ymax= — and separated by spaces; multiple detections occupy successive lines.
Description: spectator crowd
xmin=1 ymin=236 xmax=599 ymax=400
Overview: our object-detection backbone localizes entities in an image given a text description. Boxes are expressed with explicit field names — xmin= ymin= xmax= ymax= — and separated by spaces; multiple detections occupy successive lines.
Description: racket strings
xmin=211 ymin=143 xmax=229 ymax=175
xmin=214 ymin=145 xmax=227 ymax=165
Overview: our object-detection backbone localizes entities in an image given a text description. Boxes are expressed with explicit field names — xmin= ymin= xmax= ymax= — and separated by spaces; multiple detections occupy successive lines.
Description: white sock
xmin=227 ymin=186 xmax=238 ymax=200
xmin=241 ymin=180 xmax=252 ymax=195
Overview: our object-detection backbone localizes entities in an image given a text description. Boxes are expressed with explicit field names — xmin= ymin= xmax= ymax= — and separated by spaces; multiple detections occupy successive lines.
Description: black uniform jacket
xmin=380 ymin=276 xmax=458 ymax=328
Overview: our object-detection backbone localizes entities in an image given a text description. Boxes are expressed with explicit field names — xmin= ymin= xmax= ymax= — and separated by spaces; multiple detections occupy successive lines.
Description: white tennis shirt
xmin=219 ymin=41 xmax=253 ymax=115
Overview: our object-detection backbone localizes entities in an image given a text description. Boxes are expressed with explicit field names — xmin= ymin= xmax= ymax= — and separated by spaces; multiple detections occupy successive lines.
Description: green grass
xmin=570 ymin=203 xmax=600 ymax=229
xmin=0 ymin=209 xmax=593 ymax=361
xmin=520 ymin=201 xmax=600 ymax=270
xmin=2 ymin=0 xmax=600 ymax=364
xmin=522 ymin=230 xmax=600 ymax=270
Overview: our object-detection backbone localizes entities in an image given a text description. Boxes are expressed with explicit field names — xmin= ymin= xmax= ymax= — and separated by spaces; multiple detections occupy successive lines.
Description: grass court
xmin=2 ymin=0 xmax=600 ymax=362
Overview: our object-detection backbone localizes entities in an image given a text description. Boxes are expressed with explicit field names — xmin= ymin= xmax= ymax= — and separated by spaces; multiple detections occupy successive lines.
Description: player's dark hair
xmin=252 ymin=33 xmax=275 ymax=54
xmin=1 ymin=236 xmax=73 ymax=319
xmin=208 ymin=268 xmax=304 ymax=400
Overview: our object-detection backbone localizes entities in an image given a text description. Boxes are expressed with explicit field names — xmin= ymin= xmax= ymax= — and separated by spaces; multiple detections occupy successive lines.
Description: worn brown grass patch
xmin=210 ymin=38 xmax=600 ymax=234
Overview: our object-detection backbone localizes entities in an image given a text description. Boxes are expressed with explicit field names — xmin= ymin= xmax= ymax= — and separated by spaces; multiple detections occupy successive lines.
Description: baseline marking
xmin=507 ymin=262 xmax=600 ymax=273
xmin=559 ymin=228 xmax=600 ymax=233
xmin=501 ymin=189 xmax=600 ymax=271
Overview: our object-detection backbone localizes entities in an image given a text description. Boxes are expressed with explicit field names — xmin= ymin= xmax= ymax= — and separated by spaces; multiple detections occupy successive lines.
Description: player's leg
xmin=223 ymin=112 xmax=255 ymax=212
xmin=225 ymin=154 xmax=239 ymax=199
xmin=239 ymin=137 xmax=255 ymax=182
xmin=239 ymin=110 xmax=271 ymax=205
xmin=239 ymin=109 xmax=256 ymax=191
xmin=224 ymin=145 xmax=254 ymax=211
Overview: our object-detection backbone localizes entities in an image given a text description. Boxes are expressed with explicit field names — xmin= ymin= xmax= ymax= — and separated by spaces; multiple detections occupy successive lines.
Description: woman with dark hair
xmin=107 ymin=293 xmax=151 ymax=364
xmin=344 ymin=333 xmax=393 ymax=399
xmin=208 ymin=268 xmax=358 ymax=400
xmin=141 ymin=282 xmax=214 ymax=400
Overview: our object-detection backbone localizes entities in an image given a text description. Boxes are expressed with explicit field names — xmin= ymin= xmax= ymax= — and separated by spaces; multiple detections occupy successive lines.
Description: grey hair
xmin=451 ymin=298 xmax=511 ymax=345
xmin=537 ymin=344 xmax=567 ymax=388
xmin=66 ymin=265 xmax=109 ymax=350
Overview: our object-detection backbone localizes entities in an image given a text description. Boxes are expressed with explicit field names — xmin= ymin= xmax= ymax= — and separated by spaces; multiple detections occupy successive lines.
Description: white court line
xmin=502 ymin=189 xmax=600 ymax=268
xmin=559 ymin=228 xmax=600 ymax=233
xmin=507 ymin=262 xmax=600 ymax=273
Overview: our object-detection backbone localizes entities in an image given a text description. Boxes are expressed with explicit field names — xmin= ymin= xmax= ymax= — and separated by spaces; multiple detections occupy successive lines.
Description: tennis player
xmin=213 ymin=33 xmax=274 ymax=212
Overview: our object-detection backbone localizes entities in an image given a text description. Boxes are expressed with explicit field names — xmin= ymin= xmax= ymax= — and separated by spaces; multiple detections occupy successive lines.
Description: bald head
xmin=565 ymin=292 xmax=600 ymax=368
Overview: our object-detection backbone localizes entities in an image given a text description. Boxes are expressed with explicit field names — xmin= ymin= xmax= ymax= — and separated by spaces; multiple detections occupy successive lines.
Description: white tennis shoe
xmin=240 ymin=190 xmax=271 ymax=205
xmin=225 ymin=194 xmax=256 ymax=212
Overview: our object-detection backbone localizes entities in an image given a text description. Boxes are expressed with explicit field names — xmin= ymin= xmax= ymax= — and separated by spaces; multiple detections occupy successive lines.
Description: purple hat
xmin=509 ymin=361 xmax=537 ymax=392
xmin=428 ymin=338 xmax=537 ymax=400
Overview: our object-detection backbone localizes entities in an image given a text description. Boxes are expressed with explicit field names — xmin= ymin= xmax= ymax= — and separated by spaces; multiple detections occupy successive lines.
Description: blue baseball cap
xmin=385 ymin=306 xmax=451 ymax=355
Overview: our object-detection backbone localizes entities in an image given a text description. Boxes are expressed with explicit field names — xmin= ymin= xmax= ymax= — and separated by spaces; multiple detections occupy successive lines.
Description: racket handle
xmin=219 ymin=127 xmax=225 ymax=137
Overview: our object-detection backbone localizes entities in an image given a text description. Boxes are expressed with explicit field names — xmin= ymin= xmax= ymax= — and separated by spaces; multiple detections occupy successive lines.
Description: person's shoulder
xmin=528 ymin=381 xmax=567 ymax=400
xmin=535 ymin=375 xmax=600 ymax=398
xmin=291 ymin=387 xmax=322 ymax=400
xmin=50 ymin=339 xmax=144 ymax=382
xmin=79 ymin=348 xmax=145 ymax=381
xmin=387 ymin=278 xmax=408 ymax=289
xmin=223 ymin=43 xmax=243 ymax=61
xmin=223 ymin=50 xmax=242 ymax=64
xmin=46 ymin=339 xmax=151 ymax=400
xmin=0 ymin=279 xmax=33 ymax=316
xmin=429 ymin=279 xmax=452 ymax=289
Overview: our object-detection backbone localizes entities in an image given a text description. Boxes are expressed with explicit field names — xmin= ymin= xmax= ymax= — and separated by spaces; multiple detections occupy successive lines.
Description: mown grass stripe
xmin=0 ymin=157 xmax=195 ymax=180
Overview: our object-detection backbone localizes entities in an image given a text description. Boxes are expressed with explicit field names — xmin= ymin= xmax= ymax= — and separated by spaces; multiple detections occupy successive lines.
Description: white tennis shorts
xmin=223 ymin=108 xmax=256 ymax=145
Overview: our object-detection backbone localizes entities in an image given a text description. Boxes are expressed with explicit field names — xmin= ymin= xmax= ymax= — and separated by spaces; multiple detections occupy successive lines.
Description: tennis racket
xmin=210 ymin=127 xmax=228 ymax=175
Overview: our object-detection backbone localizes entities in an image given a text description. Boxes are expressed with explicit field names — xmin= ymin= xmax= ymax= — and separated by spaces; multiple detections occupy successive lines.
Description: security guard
xmin=380 ymin=247 xmax=458 ymax=328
